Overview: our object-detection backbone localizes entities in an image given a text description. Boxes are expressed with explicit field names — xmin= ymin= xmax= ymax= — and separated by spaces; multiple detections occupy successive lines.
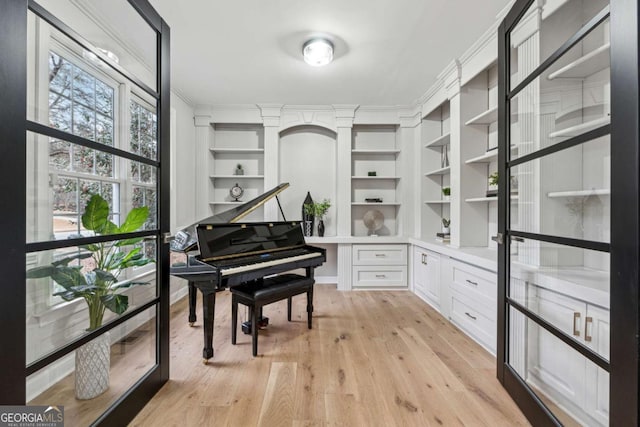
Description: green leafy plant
xmin=489 ymin=172 xmax=499 ymax=187
xmin=442 ymin=187 xmax=451 ymax=197
xmin=442 ymin=218 xmax=451 ymax=228
xmin=303 ymin=199 xmax=331 ymax=219
xmin=27 ymin=194 xmax=154 ymax=331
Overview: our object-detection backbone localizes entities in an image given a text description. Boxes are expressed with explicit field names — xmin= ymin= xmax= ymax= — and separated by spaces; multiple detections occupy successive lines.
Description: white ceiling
xmin=149 ymin=0 xmax=512 ymax=107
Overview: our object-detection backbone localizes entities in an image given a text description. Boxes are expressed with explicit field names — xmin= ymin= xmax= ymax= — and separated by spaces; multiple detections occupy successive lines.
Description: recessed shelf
xmin=424 ymin=200 xmax=451 ymax=204
xmin=351 ymin=176 xmax=401 ymax=180
xmin=547 ymin=189 xmax=610 ymax=198
xmin=424 ymin=133 xmax=451 ymax=148
xmin=210 ymin=175 xmax=264 ymax=179
xmin=351 ymin=149 xmax=400 ymax=155
xmin=555 ymin=103 xmax=607 ymax=123
xmin=209 ymin=201 xmax=253 ymax=205
xmin=465 ymin=145 xmax=517 ymax=164
xmin=548 ymin=116 xmax=610 ymax=138
xmin=210 ymin=148 xmax=264 ymax=154
xmin=465 ymin=106 xmax=498 ymax=126
xmin=547 ymin=43 xmax=610 ymax=80
xmin=351 ymin=202 xmax=401 ymax=206
xmin=424 ymin=166 xmax=450 ymax=176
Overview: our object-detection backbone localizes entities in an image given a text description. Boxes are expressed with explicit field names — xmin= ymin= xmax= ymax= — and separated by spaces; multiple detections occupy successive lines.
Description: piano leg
xmin=188 ymin=281 xmax=197 ymax=326
xmin=202 ymin=291 xmax=216 ymax=363
xmin=306 ymin=267 xmax=315 ymax=329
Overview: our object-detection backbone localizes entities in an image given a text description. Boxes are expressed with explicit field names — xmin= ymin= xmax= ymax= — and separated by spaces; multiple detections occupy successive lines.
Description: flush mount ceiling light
xmin=302 ymin=38 xmax=334 ymax=67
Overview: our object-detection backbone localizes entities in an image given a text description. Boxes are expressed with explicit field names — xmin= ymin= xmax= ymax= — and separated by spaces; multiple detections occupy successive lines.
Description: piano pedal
xmin=241 ymin=317 xmax=269 ymax=334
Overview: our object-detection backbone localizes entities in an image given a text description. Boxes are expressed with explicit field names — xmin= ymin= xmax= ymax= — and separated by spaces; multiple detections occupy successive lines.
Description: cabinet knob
xmin=585 ymin=316 xmax=593 ymax=342
xmin=573 ymin=312 xmax=581 ymax=337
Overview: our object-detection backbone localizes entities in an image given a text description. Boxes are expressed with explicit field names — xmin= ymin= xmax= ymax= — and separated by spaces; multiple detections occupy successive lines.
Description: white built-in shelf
xmin=465 ymin=145 xmax=517 ymax=164
xmin=549 ymin=116 xmax=610 ymax=138
xmin=547 ymin=43 xmax=610 ymax=80
xmin=465 ymin=106 xmax=498 ymax=126
xmin=424 ymin=200 xmax=451 ymax=204
xmin=352 ymin=202 xmax=401 ymax=206
xmin=210 ymin=175 xmax=264 ymax=179
xmin=425 ymin=133 xmax=451 ymax=148
xmin=209 ymin=201 xmax=250 ymax=205
xmin=555 ymin=103 xmax=607 ymax=123
xmin=351 ymin=149 xmax=401 ymax=155
xmin=210 ymin=148 xmax=264 ymax=154
xmin=547 ymin=189 xmax=610 ymax=198
xmin=351 ymin=176 xmax=401 ymax=180
xmin=465 ymin=195 xmax=519 ymax=203
xmin=424 ymin=166 xmax=451 ymax=176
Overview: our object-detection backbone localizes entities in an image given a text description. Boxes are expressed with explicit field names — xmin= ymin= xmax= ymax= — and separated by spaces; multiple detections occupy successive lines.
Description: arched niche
xmin=279 ymin=125 xmax=337 ymax=236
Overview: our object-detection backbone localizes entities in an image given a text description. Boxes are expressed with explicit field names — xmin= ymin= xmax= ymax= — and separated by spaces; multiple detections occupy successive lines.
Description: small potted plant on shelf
xmin=442 ymin=186 xmax=451 ymax=200
xmin=27 ymin=194 xmax=154 ymax=400
xmin=487 ymin=172 xmax=499 ymax=197
xmin=304 ymin=199 xmax=331 ymax=237
xmin=441 ymin=218 xmax=451 ymax=234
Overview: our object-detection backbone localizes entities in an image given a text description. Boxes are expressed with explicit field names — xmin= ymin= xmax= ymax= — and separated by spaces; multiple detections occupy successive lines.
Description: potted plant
xmin=441 ymin=218 xmax=451 ymax=234
xmin=487 ymin=172 xmax=499 ymax=197
xmin=27 ymin=194 xmax=154 ymax=399
xmin=304 ymin=199 xmax=331 ymax=237
xmin=442 ymin=186 xmax=451 ymax=200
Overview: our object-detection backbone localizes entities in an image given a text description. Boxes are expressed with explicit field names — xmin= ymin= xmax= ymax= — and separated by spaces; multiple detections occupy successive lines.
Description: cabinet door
xmin=584 ymin=304 xmax=610 ymax=425
xmin=527 ymin=287 xmax=587 ymax=411
xmin=413 ymin=248 xmax=440 ymax=308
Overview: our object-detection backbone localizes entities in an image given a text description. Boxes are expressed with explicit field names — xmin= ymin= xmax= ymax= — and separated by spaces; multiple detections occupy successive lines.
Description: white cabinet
xmin=413 ymin=247 xmax=440 ymax=309
xmin=351 ymin=244 xmax=407 ymax=289
xmin=527 ymin=286 xmax=610 ymax=426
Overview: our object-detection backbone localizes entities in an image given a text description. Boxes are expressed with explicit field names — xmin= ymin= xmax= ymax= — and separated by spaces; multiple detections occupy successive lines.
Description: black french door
xmin=0 ymin=0 xmax=170 ymax=424
xmin=497 ymin=0 xmax=638 ymax=425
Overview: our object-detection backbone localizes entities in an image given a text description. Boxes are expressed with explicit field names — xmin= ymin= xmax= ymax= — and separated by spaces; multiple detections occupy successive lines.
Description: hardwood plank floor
xmin=131 ymin=284 xmax=529 ymax=426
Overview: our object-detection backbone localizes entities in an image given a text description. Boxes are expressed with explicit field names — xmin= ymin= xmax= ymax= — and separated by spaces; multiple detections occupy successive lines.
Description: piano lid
xmin=170 ymin=183 xmax=290 ymax=253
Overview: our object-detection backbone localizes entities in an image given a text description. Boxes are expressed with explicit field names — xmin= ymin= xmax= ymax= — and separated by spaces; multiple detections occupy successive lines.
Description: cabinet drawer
xmin=352 ymin=245 xmax=407 ymax=266
xmin=451 ymin=267 xmax=496 ymax=311
xmin=450 ymin=293 xmax=496 ymax=353
xmin=352 ymin=266 xmax=407 ymax=288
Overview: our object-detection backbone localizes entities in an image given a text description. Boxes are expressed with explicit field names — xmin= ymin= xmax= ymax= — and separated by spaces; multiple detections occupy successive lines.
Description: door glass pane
xmin=510 ymin=0 xmax=609 ymax=89
xmin=26 ymin=131 xmax=158 ymax=244
xmin=509 ymin=307 xmax=609 ymax=426
xmin=32 ymin=1 xmax=156 ymax=91
xmin=510 ymin=237 xmax=609 ymax=359
xmin=510 ymin=135 xmax=610 ymax=242
xmin=510 ymin=18 xmax=610 ymax=161
xmin=27 ymin=306 xmax=157 ymax=425
xmin=26 ymin=238 xmax=157 ymax=363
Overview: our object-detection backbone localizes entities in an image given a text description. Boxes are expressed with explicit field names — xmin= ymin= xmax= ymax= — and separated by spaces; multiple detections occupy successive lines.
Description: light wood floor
xmin=131 ymin=284 xmax=529 ymax=426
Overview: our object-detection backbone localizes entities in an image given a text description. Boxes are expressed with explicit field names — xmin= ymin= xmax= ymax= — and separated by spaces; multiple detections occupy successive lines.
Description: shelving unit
xmin=547 ymin=43 xmax=610 ymax=80
xmin=424 ymin=166 xmax=451 ymax=176
xmin=464 ymin=106 xmax=498 ymax=126
xmin=548 ymin=116 xmax=610 ymax=138
xmin=351 ymin=125 xmax=401 ymax=237
xmin=424 ymin=200 xmax=451 ymax=204
xmin=209 ymin=123 xmax=265 ymax=219
xmin=424 ymin=132 xmax=451 ymax=148
xmin=547 ymin=189 xmax=610 ymax=198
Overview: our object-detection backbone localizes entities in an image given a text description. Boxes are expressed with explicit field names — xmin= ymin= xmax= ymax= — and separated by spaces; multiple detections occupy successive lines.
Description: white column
xmin=333 ymin=105 xmax=358 ymax=237
xmin=194 ymin=113 xmax=212 ymax=220
xmin=398 ymin=109 xmax=422 ymax=237
xmin=259 ymin=104 xmax=283 ymax=221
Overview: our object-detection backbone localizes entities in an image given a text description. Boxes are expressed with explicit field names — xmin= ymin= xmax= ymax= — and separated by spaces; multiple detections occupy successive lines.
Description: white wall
xmin=171 ymin=92 xmax=197 ymax=231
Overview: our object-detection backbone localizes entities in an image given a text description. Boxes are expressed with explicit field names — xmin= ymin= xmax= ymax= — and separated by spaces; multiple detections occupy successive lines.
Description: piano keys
xmin=169 ymin=184 xmax=326 ymax=362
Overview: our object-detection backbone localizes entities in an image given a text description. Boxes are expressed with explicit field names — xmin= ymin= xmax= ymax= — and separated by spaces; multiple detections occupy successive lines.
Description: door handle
xmin=585 ymin=316 xmax=593 ymax=342
xmin=573 ymin=312 xmax=581 ymax=337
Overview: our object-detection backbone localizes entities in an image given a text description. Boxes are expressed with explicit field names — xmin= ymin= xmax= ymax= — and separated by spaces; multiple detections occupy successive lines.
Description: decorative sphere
xmin=363 ymin=209 xmax=384 ymax=233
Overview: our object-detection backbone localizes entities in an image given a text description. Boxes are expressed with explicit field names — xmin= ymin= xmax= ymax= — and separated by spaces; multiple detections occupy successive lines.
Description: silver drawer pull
xmin=375 ymin=254 xmax=386 ymax=257
xmin=465 ymin=312 xmax=477 ymax=320
xmin=375 ymin=274 xmax=386 ymax=278
xmin=466 ymin=279 xmax=478 ymax=286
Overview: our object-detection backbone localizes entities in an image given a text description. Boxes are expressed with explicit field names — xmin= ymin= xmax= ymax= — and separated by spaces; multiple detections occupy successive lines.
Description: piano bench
xmin=231 ymin=274 xmax=315 ymax=356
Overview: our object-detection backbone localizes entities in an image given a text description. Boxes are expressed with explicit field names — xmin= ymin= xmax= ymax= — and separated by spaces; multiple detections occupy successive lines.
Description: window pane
xmin=48 ymin=93 xmax=72 ymax=131
xmin=130 ymin=100 xmax=157 ymax=161
xmin=48 ymin=52 xmax=71 ymax=97
xmin=508 ymin=307 xmax=609 ymax=425
xmin=27 ymin=306 xmax=157 ymax=425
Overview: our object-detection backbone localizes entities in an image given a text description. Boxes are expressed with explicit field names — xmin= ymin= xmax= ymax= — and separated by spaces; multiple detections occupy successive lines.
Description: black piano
xmin=170 ymin=183 xmax=326 ymax=362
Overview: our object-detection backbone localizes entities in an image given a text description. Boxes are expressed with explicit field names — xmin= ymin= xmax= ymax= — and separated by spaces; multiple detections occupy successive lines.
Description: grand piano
xmin=170 ymin=183 xmax=326 ymax=362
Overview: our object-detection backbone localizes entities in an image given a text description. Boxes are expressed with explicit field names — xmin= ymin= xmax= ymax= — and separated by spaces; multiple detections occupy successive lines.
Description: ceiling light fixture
xmin=302 ymin=38 xmax=334 ymax=67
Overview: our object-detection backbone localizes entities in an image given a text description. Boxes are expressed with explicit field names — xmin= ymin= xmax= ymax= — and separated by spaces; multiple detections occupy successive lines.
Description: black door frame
xmin=497 ymin=0 xmax=639 ymax=425
xmin=0 ymin=1 xmax=170 ymax=424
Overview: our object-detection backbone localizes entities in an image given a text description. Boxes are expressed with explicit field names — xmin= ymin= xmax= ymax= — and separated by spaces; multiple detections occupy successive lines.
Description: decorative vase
xmin=75 ymin=332 xmax=110 ymax=400
xmin=302 ymin=192 xmax=314 ymax=236
xmin=442 ymin=227 xmax=450 ymax=234
xmin=317 ymin=219 xmax=325 ymax=237
xmin=235 ymin=165 xmax=244 ymax=175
